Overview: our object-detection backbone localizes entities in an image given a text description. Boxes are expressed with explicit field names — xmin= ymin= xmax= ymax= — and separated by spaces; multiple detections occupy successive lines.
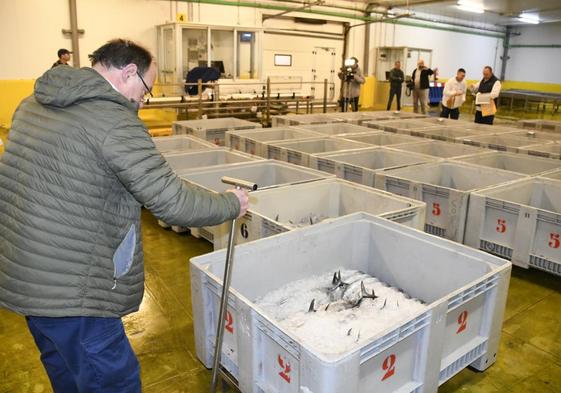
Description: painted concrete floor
xmin=1 ymin=209 xmax=560 ymax=393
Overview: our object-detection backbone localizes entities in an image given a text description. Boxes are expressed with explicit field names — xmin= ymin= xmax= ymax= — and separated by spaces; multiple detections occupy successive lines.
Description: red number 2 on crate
xmin=457 ymin=310 xmax=468 ymax=334
xmin=432 ymin=203 xmax=441 ymax=216
xmin=277 ymin=355 xmax=291 ymax=383
xmin=496 ymin=219 xmax=507 ymax=233
xmin=381 ymin=354 xmax=396 ymax=381
xmin=549 ymin=233 xmax=560 ymax=249
xmin=225 ymin=311 xmax=234 ymax=334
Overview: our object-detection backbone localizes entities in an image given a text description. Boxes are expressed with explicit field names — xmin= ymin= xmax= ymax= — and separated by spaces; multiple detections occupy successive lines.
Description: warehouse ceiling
xmin=287 ymin=0 xmax=561 ymax=25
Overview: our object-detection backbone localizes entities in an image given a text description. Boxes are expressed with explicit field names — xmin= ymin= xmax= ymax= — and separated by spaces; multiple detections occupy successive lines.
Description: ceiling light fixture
xmin=456 ymin=0 xmax=484 ymax=14
xmin=517 ymin=13 xmax=540 ymax=24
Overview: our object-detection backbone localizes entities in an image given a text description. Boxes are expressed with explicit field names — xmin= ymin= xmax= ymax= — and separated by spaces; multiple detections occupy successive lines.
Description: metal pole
xmin=197 ymin=79 xmax=203 ymax=119
xmin=210 ymin=177 xmax=257 ymax=393
xmin=68 ymin=0 xmax=80 ymax=67
xmin=266 ymin=77 xmax=271 ymax=127
xmin=323 ymin=78 xmax=328 ymax=113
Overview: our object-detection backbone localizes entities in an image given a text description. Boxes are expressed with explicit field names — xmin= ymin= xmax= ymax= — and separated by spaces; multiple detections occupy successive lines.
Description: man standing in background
xmin=440 ymin=68 xmax=467 ymax=119
xmin=51 ymin=48 xmax=72 ymax=68
xmin=470 ymin=66 xmax=501 ymax=125
xmin=411 ymin=59 xmax=438 ymax=114
xmin=387 ymin=60 xmax=404 ymax=111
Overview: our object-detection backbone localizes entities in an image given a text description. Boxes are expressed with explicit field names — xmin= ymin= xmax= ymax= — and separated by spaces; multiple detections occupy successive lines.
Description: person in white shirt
xmin=469 ymin=66 xmax=502 ymax=125
xmin=440 ymin=68 xmax=467 ymax=120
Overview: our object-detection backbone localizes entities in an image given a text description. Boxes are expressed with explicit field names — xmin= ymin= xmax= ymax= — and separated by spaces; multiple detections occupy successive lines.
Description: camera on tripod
xmin=343 ymin=57 xmax=358 ymax=81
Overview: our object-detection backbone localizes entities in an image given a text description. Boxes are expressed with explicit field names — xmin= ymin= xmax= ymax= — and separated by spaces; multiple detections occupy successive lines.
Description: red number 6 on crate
xmin=381 ymin=354 xmax=396 ymax=381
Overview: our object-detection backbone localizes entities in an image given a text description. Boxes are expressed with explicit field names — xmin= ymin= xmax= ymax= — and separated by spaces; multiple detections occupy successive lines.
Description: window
xmin=183 ymin=28 xmax=208 ymax=74
xmin=211 ymin=30 xmax=234 ymax=77
xmin=274 ymin=54 xmax=292 ymax=67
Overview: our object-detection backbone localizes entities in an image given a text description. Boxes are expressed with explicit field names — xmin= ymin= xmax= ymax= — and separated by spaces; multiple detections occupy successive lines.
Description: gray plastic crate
xmin=172 ymin=117 xmax=261 ymax=146
xmin=408 ymin=127 xmax=492 ymax=142
xmin=393 ymin=140 xmax=491 ymax=159
xmin=541 ymin=168 xmax=561 ymax=180
xmin=191 ymin=213 xmax=511 ymax=393
xmin=454 ymin=151 xmax=561 ymax=175
xmin=272 ymin=113 xmax=344 ymax=127
xmin=325 ymin=111 xmax=426 ymax=125
xmin=296 ymin=122 xmax=375 ymax=136
xmin=177 ymin=160 xmax=333 ymax=246
xmin=465 ymin=177 xmax=561 ymax=276
xmin=267 ymin=137 xmax=372 ymax=167
xmin=310 ymin=147 xmax=435 ymax=186
xmin=225 ymin=127 xmax=322 ymax=157
xmin=501 ymin=129 xmax=561 ymax=143
xmin=459 ymin=134 xmax=548 ymax=153
xmin=521 ymin=142 xmax=561 ymax=159
xmin=518 ymin=119 xmax=561 ymax=132
xmin=375 ymin=161 xmax=527 ymax=242
xmin=363 ymin=119 xmax=439 ymax=134
xmin=152 ymin=135 xmax=217 ymax=154
xmin=163 ymin=149 xmax=262 ymax=172
xmin=340 ymin=132 xmax=423 ymax=147
xmin=217 ymin=178 xmax=426 ymax=249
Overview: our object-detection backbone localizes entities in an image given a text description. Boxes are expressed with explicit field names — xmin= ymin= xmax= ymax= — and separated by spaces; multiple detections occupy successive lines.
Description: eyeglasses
xmin=136 ymin=72 xmax=153 ymax=98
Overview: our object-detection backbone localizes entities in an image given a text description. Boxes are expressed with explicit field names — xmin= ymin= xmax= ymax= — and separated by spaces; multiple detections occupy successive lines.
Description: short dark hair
xmin=484 ymin=66 xmax=493 ymax=72
xmin=89 ymin=39 xmax=153 ymax=76
xmin=457 ymin=68 xmax=466 ymax=74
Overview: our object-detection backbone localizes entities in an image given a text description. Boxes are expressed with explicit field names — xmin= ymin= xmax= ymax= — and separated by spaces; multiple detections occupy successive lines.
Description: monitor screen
xmin=240 ymin=32 xmax=253 ymax=42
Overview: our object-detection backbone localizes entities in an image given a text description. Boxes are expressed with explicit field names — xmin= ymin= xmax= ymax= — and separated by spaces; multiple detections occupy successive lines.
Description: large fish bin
xmin=225 ymin=128 xmax=322 ymax=157
xmin=453 ymin=151 xmax=561 ymax=176
xmin=465 ymin=177 xmax=561 ymax=276
xmin=163 ymin=149 xmax=263 ymax=173
xmin=406 ymin=127 xmax=496 ymax=143
xmin=392 ymin=140 xmax=491 ymax=159
xmin=152 ymin=135 xmax=217 ymax=154
xmin=520 ymin=142 xmax=561 ymax=159
xmin=296 ymin=123 xmax=376 ymax=137
xmin=217 ymin=177 xmax=426 ymax=249
xmin=340 ymin=132 xmax=423 ymax=147
xmin=176 ymin=160 xmax=332 ymax=246
xmin=322 ymin=111 xmax=426 ymax=126
xmin=190 ymin=213 xmax=511 ymax=393
xmin=518 ymin=119 xmax=561 ymax=132
xmin=310 ymin=147 xmax=435 ymax=186
xmin=458 ymin=134 xmax=552 ymax=153
xmin=172 ymin=117 xmax=261 ymax=146
xmin=272 ymin=113 xmax=344 ymax=127
xmin=374 ymin=161 xmax=527 ymax=242
xmin=265 ymin=137 xmax=372 ymax=167
xmin=362 ymin=119 xmax=437 ymax=134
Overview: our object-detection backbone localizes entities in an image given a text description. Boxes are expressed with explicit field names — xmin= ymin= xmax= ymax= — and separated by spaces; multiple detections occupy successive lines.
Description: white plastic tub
xmin=408 ymin=127 xmax=492 ymax=142
xmin=325 ymin=111 xmax=426 ymax=125
xmin=465 ymin=177 xmax=561 ymax=276
xmin=459 ymin=134 xmax=548 ymax=153
xmin=393 ymin=140 xmax=491 ymax=159
xmin=310 ymin=147 xmax=435 ymax=186
xmin=296 ymin=123 xmax=375 ymax=136
xmin=225 ymin=127 xmax=322 ymax=157
xmin=163 ymin=149 xmax=262 ymax=172
xmin=374 ymin=161 xmax=527 ymax=242
xmin=229 ymin=178 xmax=426 ymax=249
xmin=267 ymin=137 xmax=372 ymax=167
xmin=502 ymin=129 xmax=561 ymax=142
xmin=172 ymin=117 xmax=261 ymax=146
xmin=520 ymin=142 xmax=561 ymax=159
xmin=191 ymin=213 xmax=511 ymax=393
xmin=152 ymin=135 xmax=217 ymax=154
xmin=518 ymin=119 xmax=561 ymax=132
xmin=177 ymin=160 xmax=333 ymax=245
xmin=454 ymin=151 xmax=561 ymax=175
xmin=272 ymin=114 xmax=344 ymax=127
xmin=363 ymin=119 xmax=437 ymax=134
xmin=339 ymin=132 xmax=422 ymax=147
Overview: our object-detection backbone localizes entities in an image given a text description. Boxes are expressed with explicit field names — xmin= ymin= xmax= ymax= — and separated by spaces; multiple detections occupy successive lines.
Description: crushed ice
xmin=256 ymin=268 xmax=427 ymax=355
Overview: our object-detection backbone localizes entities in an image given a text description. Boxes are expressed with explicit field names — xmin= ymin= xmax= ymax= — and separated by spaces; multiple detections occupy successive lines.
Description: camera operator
xmin=338 ymin=57 xmax=365 ymax=112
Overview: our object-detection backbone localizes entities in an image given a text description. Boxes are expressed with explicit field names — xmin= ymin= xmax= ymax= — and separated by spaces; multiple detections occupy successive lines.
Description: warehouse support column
xmin=500 ymin=26 xmax=512 ymax=81
xmin=62 ymin=0 xmax=84 ymax=67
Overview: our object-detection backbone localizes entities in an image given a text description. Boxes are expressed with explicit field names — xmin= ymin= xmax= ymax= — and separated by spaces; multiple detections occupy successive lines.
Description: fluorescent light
xmin=457 ymin=0 xmax=484 ymax=14
xmin=517 ymin=13 xmax=540 ymax=24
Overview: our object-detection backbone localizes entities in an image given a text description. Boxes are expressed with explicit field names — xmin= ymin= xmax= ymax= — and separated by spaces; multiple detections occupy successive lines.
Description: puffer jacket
xmin=0 ymin=66 xmax=240 ymax=318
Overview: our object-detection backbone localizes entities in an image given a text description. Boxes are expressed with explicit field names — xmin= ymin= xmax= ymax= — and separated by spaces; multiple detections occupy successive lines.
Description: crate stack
xmin=145 ymin=111 xmax=561 ymax=392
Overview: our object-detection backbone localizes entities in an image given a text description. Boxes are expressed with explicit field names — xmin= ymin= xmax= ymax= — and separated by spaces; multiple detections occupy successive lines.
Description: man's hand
xmin=226 ymin=188 xmax=249 ymax=218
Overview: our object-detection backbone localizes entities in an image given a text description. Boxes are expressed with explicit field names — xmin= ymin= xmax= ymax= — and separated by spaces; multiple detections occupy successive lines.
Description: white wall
xmin=368 ymin=20 xmax=504 ymax=81
xmin=506 ymin=22 xmax=561 ymax=84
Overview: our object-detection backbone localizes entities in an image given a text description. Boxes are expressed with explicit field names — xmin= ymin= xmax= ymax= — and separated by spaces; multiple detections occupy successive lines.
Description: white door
xmin=311 ymin=47 xmax=336 ymax=100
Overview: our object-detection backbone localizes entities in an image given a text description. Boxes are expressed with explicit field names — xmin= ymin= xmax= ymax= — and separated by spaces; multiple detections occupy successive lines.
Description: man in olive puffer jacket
xmin=0 ymin=39 xmax=248 ymax=392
